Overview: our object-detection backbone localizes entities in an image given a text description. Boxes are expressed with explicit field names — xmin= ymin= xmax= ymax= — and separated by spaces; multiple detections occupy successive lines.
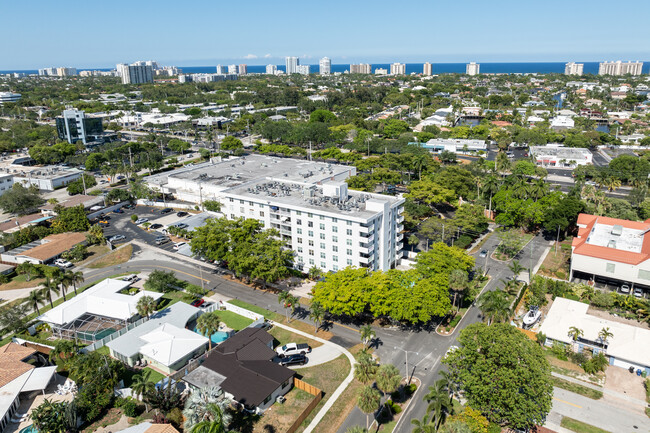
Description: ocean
xmin=3 ymin=62 xmax=650 ymax=76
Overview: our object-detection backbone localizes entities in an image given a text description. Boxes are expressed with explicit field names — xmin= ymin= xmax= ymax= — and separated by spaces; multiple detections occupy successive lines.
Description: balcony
xmin=397 ymin=215 xmax=404 ymax=224
xmin=359 ymin=224 xmax=371 ymax=234
xmin=397 ymin=232 xmax=404 ymax=241
xmin=280 ymin=228 xmax=292 ymax=236
xmin=358 ymin=255 xmax=370 ymax=264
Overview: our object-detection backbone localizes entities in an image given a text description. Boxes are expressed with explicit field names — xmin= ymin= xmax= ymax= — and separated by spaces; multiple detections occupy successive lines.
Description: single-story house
xmin=106 ymin=302 xmax=206 ymax=374
xmin=38 ymin=278 xmax=163 ymax=342
xmin=540 ymin=297 xmax=650 ymax=373
xmin=0 ymin=213 xmax=54 ymax=234
xmin=0 ymin=343 xmax=58 ymax=431
xmin=40 ymin=194 xmax=104 ymax=216
xmin=0 ymin=232 xmax=87 ymax=265
xmin=183 ymin=327 xmax=295 ymax=413
xmin=116 ymin=421 xmax=180 ymax=433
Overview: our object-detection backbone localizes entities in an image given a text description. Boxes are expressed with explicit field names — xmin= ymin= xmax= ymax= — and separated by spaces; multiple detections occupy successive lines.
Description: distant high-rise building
xmin=350 ymin=64 xmax=372 ymax=74
xmin=564 ymin=62 xmax=584 ymax=76
xmin=375 ymin=68 xmax=388 ymax=75
xmin=238 ymin=64 xmax=248 ymax=75
xmin=285 ymin=56 xmax=299 ymax=74
xmin=598 ymin=61 xmax=643 ymax=76
xmin=216 ymin=65 xmax=226 ymax=75
xmin=390 ymin=63 xmax=406 ymax=75
xmin=423 ymin=62 xmax=432 ymax=76
xmin=319 ymin=57 xmax=331 ymax=75
xmin=296 ymin=64 xmax=310 ymax=75
xmin=228 ymin=64 xmax=238 ymax=75
xmin=38 ymin=67 xmax=76 ymax=76
xmin=38 ymin=67 xmax=57 ymax=76
xmin=117 ymin=63 xmax=154 ymax=84
xmin=55 ymin=108 xmax=103 ymax=145
xmin=466 ymin=62 xmax=480 ymax=75
xmin=266 ymin=64 xmax=278 ymax=75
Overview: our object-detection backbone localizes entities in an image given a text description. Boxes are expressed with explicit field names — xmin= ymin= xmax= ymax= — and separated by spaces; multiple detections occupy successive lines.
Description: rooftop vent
xmin=611 ymin=225 xmax=623 ymax=236
xmin=608 ymin=240 xmax=617 ymax=249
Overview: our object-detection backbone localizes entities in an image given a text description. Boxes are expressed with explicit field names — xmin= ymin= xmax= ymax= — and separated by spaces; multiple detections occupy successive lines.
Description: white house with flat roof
xmin=540 ymin=297 xmax=650 ymax=373
xmin=529 ymin=145 xmax=592 ymax=168
xmin=422 ymin=138 xmax=487 ymax=154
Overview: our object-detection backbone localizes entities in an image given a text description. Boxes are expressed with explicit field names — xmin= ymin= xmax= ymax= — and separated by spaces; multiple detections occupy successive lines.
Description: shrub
xmin=167 ymin=407 xmax=184 ymax=428
xmin=583 ymin=352 xmax=608 ymax=374
xmin=454 ymin=234 xmax=473 ymax=249
xmin=121 ymin=398 xmax=138 ymax=417
xmin=405 ymin=383 xmax=417 ymax=396
xmin=448 ymin=315 xmax=462 ymax=328
xmin=570 ymin=351 xmax=587 ymax=365
xmin=131 ymin=214 xmax=138 ymax=222
xmin=555 ymin=271 xmax=566 ymax=280
xmin=591 ymin=292 xmax=614 ymax=309
xmin=551 ymin=342 xmax=568 ymax=361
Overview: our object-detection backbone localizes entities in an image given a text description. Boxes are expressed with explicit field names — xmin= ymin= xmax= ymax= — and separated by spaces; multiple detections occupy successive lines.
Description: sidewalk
xmin=552 ymin=371 xmax=647 ymax=407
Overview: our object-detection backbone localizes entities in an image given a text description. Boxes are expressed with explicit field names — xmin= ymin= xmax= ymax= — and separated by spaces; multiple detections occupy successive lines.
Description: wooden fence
xmin=286 ymin=378 xmax=323 ymax=433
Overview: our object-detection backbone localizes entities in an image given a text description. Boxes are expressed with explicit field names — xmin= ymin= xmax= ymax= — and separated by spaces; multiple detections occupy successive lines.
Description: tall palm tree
xmin=568 ymin=326 xmax=584 ymax=348
xmin=26 ymin=289 xmax=45 ymax=315
xmin=183 ymin=386 xmax=231 ymax=432
xmin=508 ymin=260 xmax=526 ymax=282
xmin=40 ymin=277 xmax=60 ymax=309
xmin=357 ymin=385 xmax=381 ymax=430
xmin=131 ymin=370 xmax=155 ymax=412
xmin=423 ymin=378 xmax=453 ymax=430
xmin=604 ymin=176 xmax=622 ymax=192
xmin=448 ymin=269 xmax=468 ymax=311
xmin=69 ymin=271 xmax=84 ymax=296
xmin=360 ymin=324 xmax=376 ymax=348
xmin=477 ymin=290 xmax=511 ymax=325
xmin=189 ymin=403 xmax=229 ymax=433
xmin=375 ymin=364 xmax=401 ymax=416
xmin=309 ymin=300 xmax=325 ymax=332
xmin=56 ymin=271 xmax=73 ymax=302
xmin=196 ymin=312 xmax=221 ymax=350
xmin=598 ymin=327 xmax=613 ymax=345
xmin=411 ymin=413 xmax=437 ymax=433
xmin=354 ymin=350 xmax=378 ymax=384
xmin=278 ymin=291 xmax=298 ymax=322
xmin=136 ymin=296 xmax=156 ymax=319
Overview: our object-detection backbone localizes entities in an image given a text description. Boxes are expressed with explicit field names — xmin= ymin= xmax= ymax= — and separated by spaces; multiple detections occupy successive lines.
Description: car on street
xmin=160 ymin=208 xmax=173 ymax=214
xmin=155 ymin=236 xmax=170 ymax=245
xmin=108 ymin=235 xmax=126 ymax=242
xmin=176 ymin=211 xmax=188 ymax=217
xmin=276 ymin=343 xmax=311 ymax=357
xmin=54 ymin=258 xmax=73 ymax=268
xmin=278 ymin=354 xmax=308 ymax=366
xmin=113 ymin=208 xmax=124 ymax=214
xmin=150 ymin=223 xmax=163 ymax=230
xmin=633 ymin=287 xmax=644 ymax=298
xmin=173 ymin=242 xmax=187 ymax=251
xmin=123 ymin=204 xmax=135 ymax=210
xmin=620 ymin=284 xmax=631 ymax=294
xmin=190 ymin=299 xmax=205 ymax=308
xmin=134 ymin=218 xmax=149 ymax=224
xmin=98 ymin=222 xmax=110 ymax=227
xmin=479 ymin=250 xmax=488 ymax=258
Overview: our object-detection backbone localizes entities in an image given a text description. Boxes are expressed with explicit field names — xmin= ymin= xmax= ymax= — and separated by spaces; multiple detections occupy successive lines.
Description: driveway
xmin=289 ymin=343 xmax=343 ymax=369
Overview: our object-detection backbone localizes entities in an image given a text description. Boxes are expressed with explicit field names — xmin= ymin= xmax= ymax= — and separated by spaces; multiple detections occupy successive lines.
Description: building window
xmin=249 ymin=201 xmax=254 ymax=206
xmin=230 ymin=214 xmax=235 ymax=219
xmin=333 ymin=246 xmax=338 ymax=252
xmin=347 ymin=259 xmax=353 ymax=265
xmin=297 ymin=219 xmax=302 ymax=225
xmin=347 ymin=229 xmax=352 ymax=236
xmin=320 ymin=243 xmax=326 ymax=249
xmin=240 ymin=207 xmax=244 ymax=213
xmin=240 ymin=200 xmax=244 ymax=204
xmin=347 ymin=221 xmax=352 ymax=226
xmin=309 ymin=249 xmax=314 ymax=255
xmin=332 ymin=217 xmax=338 ymax=223
xmin=297 ymin=256 xmax=303 ymax=262
xmin=259 ymin=211 xmax=264 ymax=217
xmin=297 ymin=238 xmax=302 ymax=244
xmin=297 ymin=247 xmax=303 ymax=253
xmin=347 ymin=249 xmax=352 ymax=255
xmin=296 ymin=211 xmax=302 ymax=215
xmin=332 ymin=236 xmax=338 ymax=242
xmin=320 ymin=215 xmax=325 ymax=220
xmin=606 ymin=263 xmax=615 ymax=273
xmin=308 ymin=221 xmax=313 ymax=228
xmin=320 ymin=252 xmax=326 ymax=259
xmin=320 ymin=223 xmax=325 ymax=230
xmin=308 ymin=213 xmax=313 ymax=218
xmin=639 ymin=269 xmax=650 ymax=280
xmin=309 ymin=258 xmax=314 ymax=265
xmin=347 ymin=239 xmax=352 ymax=246
xmin=333 ymin=255 xmax=338 ymax=262
xmin=297 ymin=228 xmax=302 ymax=234
xmin=333 ymin=226 xmax=338 ymax=233
xmin=309 ymin=230 xmax=314 ymax=237
xmin=229 ymin=198 xmax=234 ymax=202
xmin=333 ymin=265 xmax=339 ymax=271
xmin=320 ymin=233 xmax=325 ymax=240
xmin=321 ymin=261 xmax=326 ymax=268
xmin=309 ymin=240 xmax=314 ymax=246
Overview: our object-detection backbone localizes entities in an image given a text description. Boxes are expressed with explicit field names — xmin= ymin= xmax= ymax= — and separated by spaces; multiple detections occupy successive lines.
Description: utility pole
xmin=81 ymin=173 xmax=87 ymax=195
xmin=555 ymin=226 xmax=560 ymax=256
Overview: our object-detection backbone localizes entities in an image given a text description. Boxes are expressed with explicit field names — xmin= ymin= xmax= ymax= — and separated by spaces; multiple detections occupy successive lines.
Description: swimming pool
xmin=194 ymin=328 xmax=229 ymax=345
xmin=19 ymin=424 xmax=38 ymax=433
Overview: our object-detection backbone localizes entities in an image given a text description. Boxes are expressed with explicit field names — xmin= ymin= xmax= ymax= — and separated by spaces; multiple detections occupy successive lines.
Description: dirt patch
xmin=87 ymin=244 xmax=133 ymax=269
xmin=604 ymin=365 xmax=648 ymax=402
xmin=537 ymin=241 xmax=571 ymax=280
xmin=587 ymin=306 xmax=650 ymax=329
xmin=254 ymin=388 xmax=314 ymax=433
xmin=0 ymin=275 xmax=45 ymax=291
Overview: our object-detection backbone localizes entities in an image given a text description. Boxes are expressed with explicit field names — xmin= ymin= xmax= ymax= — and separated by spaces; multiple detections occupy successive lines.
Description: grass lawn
xmin=88 ymin=244 xmax=133 ymax=268
xmin=493 ymin=231 xmax=535 ymax=261
xmin=121 ymin=367 xmax=165 ymax=387
xmin=212 ymin=310 xmax=253 ymax=331
xmin=0 ymin=274 xmax=46 ymax=291
xmin=552 ymin=376 xmax=603 ymax=399
xmin=560 ymin=416 xmax=611 ymax=433
xmin=252 ymin=388 xmax=314 ymax=433
xmin=227 ymin=299 xmax=282 ymax=320
xmin=156 ymin=290 xmax=194 ymax=309
xmin=95 ymin=345 xmax=110 ymax=355
xmin=76 ymin=245 xmax=110 ymax=266
xmin=269 ymin=327 xmax=323 ymax=349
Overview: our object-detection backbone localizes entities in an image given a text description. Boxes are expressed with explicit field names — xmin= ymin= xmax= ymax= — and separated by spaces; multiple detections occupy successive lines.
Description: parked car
xmin=620 ymin=284 xmax=631 ymax=294
xmin=176 ymin=211 xmax=188 ymax=217
xmin=122 ymin=274 xmax=138 ymax=282
xmin=54 ymin=258 xmax=73 ymax=268
xmin=134 ymin=218 xmax=149 ymax=224
xmin=173 ymin=242 xmax=187 ymax=251
xmin=98 ymin=222 xmax=110 ymax=228
xmin=155 ymin=236 xmax=170 ymax=245
xmin=108 ymin=235 xmax=126 ymax=242
xmin=190 ymin=299 xmax=205 ymax=308
xmin=160 ymin=208 xmax=173 ymax=214
xmin=176 ymin=223 xmax=189 ymax=229
xmin=278 ymin=354 xmax=308 ymax=366
xmin=123 ymin=203 xmax=135 ymax=210
xmin=150 ymin=223 xmax=163 ymax=230
xmin=633 ymin=287 xmax=644 ymax=298
xmin=113 ymin=208 xmax=124 ymax=214
xmin=276 ymin=343 xmax=311 ymax=357
xmin=479 ymin=250 xmax=488 ymax=258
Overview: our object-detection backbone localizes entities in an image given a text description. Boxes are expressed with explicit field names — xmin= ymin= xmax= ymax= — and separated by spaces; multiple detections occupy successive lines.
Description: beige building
xmin=466 ymin=62 xmax=480 ymax=75
xmin=564 ymin=62 xmax=584 ymax=76
xmin=423 ymin=62 xmax=432 ymax=76
xmin=390 ymin=63 xmax=406 ymax=75
xmin=598 ymin=61 xmax=643 ymax=76
xmin=350 ymin=63 xmax=372 ymax=74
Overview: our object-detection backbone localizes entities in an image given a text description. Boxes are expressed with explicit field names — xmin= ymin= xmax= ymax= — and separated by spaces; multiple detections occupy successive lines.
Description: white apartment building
xmin=296 ymin=64 xmax=310 ymax=75
xmin=0 ymin=174 xmax=13 ymax=197
xmin=466 ymin=62 xmax=480 ymax=75
xmin=0 ymin=92 xmax=21 ymax=104
xmin=117 ymin=63 xmax=154 ymax=84
xmin=216 ymin=65 xmax=226 ymax=75
xmin=319 ymin=57 xmax=331 ymax=75
xmin=285 ymin=57 xmax=299 ymax=74
xmin=38 ymin=67 xmax=76 ymax=76
xmin=570 ymin=214 xmax=650 ymax=293
xmin=564 ymin=62 xmax=584 ymax=76
xmin=423 ymin=62 xmax=432 ymax=76
xmin=423 ymin=138 xmax=487 ymax=154
xmin=350 ymin=64 xmax=372 ymax=74
xmin=238 ymin=64 xmax=248 ymax=75
xmin=10 ymin=166 xmax=82 ymax=191
xmin=390 ymin=63 xmax=406 ymax=75
xmin=598 ymin=61 xmax=643 ymax=76
xmin=266 ymin=64 xmax=278 ymax=75
xmin=145 ymin=155 xmax=405 ymax=273
xmin=228 ymin=64 xmax=238 ymax=75
xmin=529 ymin=144 xmax=592 ymax=168
xmin=375 ymin=68 xmax=388 ymax=75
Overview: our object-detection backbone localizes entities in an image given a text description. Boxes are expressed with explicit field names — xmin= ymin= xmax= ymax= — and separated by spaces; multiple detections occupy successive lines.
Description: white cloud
xmin=264 ymin=53 xmax=272 ymax=58
xmin=243 ymin=54 xmax=258 ymax=59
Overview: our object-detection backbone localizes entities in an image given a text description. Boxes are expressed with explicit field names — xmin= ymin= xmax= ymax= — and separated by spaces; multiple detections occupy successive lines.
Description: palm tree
xmin=357 ymin=385 xmax=381 ymax=430
xmin=16 ymin=262 xmax=41 ymax=282
xmin=26 ymin=289 xmax=45 ymax=315
xmin=309 ymin=300 xmax=326 ymax=332
xmin=423 ymin=379 xmax=453 ymax=429
xmin=508 ymin=260 xmax=526 ymax=281
xmin=137 ymin=296 xmax=157 ymax=319
xmin=598 ymin=327 xmax=613 ymax=345
xmin=196 ymin=312 xmax=221 ymax=350
xmin=56 ymin=271 xmax=73 ymax=302
xmin=411 ymin=413 xmax=437 ymax=433
xmin=375 ymin=364 xmax=402 ymax=416
xmin=183 ymin=386 xmax=231 ymax=432
xmin=477 ymin=290 xmax=510 ymax=325
xmin=354 ymin=350 xmax=378 ymax=384
xmin=568 ymin=326 xmax=584 ymax=349
xmin=278 ymin=291 xmax=298 ymax=322
xmin=188 ymin=403 xmax=229 ymax=433
xmin=448 ymin=269 xmax=468 ymax=311
xmin=40 ymin=277 xmax=60 ymax=309
xmin=131 ymin=370 xmax=155 ymax=412
xmin=604 ymin=176 xmax=622 ymax=192
xmin=69 ymin=271 xmax=84 ymax=296
xmin=360 ymin=324 xmax=376 ymax=348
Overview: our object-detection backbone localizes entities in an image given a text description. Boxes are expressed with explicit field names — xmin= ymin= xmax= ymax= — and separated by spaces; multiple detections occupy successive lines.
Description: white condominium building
xmin=564 ymin=62 xmax=584 ymax=76
xmin=285 ymin=57 xmax=299 ymax=74
xmin=266 ymin=64 xmax=278 ymax=75
xmin=390 ymin=63 xmax=406 ymax=75
xmin=117 ymin=63 xmax=154 ymax=84
xmin=228 ymin=64 xmax=238 ymax=75
xmin=466 ymin=62 xmax=480 ymax=75
xmin=598 ymin=61 xmax=643 ymax=76
xmin=146 ymin=155 xmax=405 ymax=273
xmin=216 ymin=65 xmax=226 ymax=75
xmin=319 ymin=57 xmax=331 ymax=75
xmin=423 ymin=62 xmax=432 ymax=76
xmin=350 ymin=64 xmax=372 ymax=74
xmin=0 ymin=92 xmax=21 ymax=104
xmin=296 ymin=64 xmax=310 ymax=75
xmin=238 ymin=64 xmax=248 ymax=75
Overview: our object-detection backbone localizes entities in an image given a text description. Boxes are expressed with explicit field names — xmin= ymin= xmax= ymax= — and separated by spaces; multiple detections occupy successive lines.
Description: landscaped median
xmin=552 ymin=376 xmax=603 ymax=400
xmin=561 ymin=416 xmax=611 ymax=433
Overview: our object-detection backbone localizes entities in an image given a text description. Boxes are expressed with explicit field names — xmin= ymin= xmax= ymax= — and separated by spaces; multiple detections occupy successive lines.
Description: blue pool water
xmin=19 ymin=425 xmax=38 ymax=433
xmin=194 ymin=328 xmax=229 ymax=345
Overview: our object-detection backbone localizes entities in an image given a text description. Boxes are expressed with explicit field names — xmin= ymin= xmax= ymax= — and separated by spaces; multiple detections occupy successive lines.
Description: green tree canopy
xmin=0 ymin=183 xmax=44 ymax=215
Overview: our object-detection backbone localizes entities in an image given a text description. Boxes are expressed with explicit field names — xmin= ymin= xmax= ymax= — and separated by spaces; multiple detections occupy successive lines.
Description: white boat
xmin=523 ymin=306 xmax=541 ymax=328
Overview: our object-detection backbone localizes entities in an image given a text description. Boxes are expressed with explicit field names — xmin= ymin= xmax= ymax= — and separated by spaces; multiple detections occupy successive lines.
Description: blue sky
xmin=2 ymin=0 xmax=649 ymax=69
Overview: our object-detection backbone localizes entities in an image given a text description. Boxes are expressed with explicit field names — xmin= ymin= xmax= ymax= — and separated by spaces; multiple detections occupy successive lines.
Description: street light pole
xmin=395 ymin=347 xmax=418 ymax=384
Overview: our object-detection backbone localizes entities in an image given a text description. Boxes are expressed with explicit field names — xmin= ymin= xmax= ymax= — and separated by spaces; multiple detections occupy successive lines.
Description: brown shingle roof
xmin=40 ymin=195 xmax=102 ymax=211
xmin=145 ymin=425 xmax=180 ymax=433
xmin=0 ymin=343 xmax=36 ymax=388
xmin=21 ymin=232 xmax=86 ymax=262
xmin=0 ymin=213 xmax=46 ymax=232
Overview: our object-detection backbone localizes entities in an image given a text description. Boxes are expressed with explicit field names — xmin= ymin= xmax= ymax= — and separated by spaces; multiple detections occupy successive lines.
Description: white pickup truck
xmin=276 ymin=342 xmax=312 ymax=357
xmin=53 ymin=258 xmax=73 ymax=268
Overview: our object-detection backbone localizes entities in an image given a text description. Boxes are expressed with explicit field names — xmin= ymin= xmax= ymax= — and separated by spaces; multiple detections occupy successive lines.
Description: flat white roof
xmin=587 ymin=223 xmax=644 ymax=253
xmin=540 ymin=297 xmax=650 ymax=367
xmin=21 ymin=366 xmax=57 ymax=392
xmin=39 ymin=278 xmax=163 ymax=326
